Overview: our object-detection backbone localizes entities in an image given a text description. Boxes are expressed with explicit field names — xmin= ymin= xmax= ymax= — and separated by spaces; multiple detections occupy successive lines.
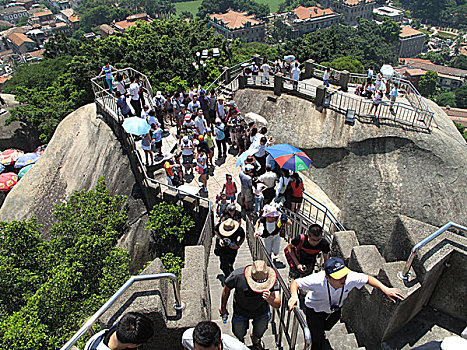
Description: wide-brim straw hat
xmin=244 ymin=260 xmax=277 ymax=293
xmin=219 ymin=218 xmax=240 ymax=237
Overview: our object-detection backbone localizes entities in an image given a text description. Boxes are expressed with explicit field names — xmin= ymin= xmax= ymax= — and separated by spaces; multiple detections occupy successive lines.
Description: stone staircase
xmin=208 ymin=220 xmax=366 ymax=349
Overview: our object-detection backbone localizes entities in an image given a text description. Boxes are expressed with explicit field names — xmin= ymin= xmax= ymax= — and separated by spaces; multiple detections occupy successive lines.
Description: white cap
xmin=156 ymin=91 xmax=162 ymax=98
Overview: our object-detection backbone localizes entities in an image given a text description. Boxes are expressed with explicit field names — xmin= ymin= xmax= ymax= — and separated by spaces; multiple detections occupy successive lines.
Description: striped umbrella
xmin=0 ymin=149 xmax=24 ymax=166
xmin=265 ymin=143 xmax=312 ymax=172
xmin=0 ymin=172 xmax=18 ymax=191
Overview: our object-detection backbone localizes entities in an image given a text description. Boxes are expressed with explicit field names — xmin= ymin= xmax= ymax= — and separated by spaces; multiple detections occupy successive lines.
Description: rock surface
xmin=0 ymin=103 xmax=155 ymax=270
xmin=234 ymin=89 xmax=467 ymax=251
xmin=0 ymin=94 xmax=40 ymax=151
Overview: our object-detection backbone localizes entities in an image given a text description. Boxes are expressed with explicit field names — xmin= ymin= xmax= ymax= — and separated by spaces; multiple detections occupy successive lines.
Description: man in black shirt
xmin=215 ymin=219 xmax=245 ymax=278
xmin=285 ymin=224 xmax=330 ymax=280
xmin=220 ymin=261 xmax=281 ymax=349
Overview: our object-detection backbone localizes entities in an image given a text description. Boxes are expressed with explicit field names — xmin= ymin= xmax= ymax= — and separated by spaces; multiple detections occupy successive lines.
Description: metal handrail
xmin=302 ymin=192 xmax=345 ymax=232
xmin=246 ymin=217 xmax=312 ymax=349
xmin=92 ymin=68 xmax=213 ymax=247
xmin=60 ymin=273 xmax=184 ymax=350
xmin=399 ymin=221 xmax=467 ymax=279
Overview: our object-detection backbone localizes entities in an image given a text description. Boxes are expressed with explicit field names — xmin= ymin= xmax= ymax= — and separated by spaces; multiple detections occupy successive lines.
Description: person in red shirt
xmin=289 ymin=172 xmax=304 ymax=213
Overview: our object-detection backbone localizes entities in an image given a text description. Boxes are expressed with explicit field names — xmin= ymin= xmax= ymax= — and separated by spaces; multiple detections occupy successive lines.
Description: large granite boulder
xmin=234 ymin=89 xmax=467 ymax=250
xmin=0 ymin=103 xmax=154 ymax=272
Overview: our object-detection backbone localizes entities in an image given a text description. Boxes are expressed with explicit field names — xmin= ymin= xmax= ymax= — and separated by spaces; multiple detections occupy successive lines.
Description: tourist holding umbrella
xmin=265 ymin=143 xmax=312 ymax=173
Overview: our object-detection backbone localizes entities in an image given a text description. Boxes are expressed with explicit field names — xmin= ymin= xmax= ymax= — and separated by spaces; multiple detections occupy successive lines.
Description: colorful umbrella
xmin=283 ymin=55 xmax=296 ymax=63
xmin=264 ymin=143 xmax=312 ymax=172
xmin=122 ymin=117 xmax=151 ymax=136
xmin=0 ymin=149 xmax=24 ymax=166
xmin=18 ymin=164 xmax=33 ymax=179
xmin=34 ymin=144 xmax=47 ymax=155
xmin=0 ymin=172 xmax=18 ymax=191
xmin=14 ymin=152 xmax=39 ymax=168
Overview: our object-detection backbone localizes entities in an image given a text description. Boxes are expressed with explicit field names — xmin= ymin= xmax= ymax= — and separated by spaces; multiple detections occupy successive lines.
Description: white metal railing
xmin=92 ymin=67 xmax=213 ymax=248
xmin=60 ymin=273 xmax=183 ymax=350
xmin=246 ymin=217 xmax=312 ymax=350
xmin=399 ymin=221 xmax=467 ymax=279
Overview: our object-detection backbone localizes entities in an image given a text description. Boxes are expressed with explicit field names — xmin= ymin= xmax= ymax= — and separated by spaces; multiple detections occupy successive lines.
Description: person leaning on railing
xmin=288 ymin=258 xmax=405 ymax=350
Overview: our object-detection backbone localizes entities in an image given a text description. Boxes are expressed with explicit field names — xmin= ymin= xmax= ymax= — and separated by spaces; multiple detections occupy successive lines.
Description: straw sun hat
xmin=244 ymin=260 xmax=277 ymax=293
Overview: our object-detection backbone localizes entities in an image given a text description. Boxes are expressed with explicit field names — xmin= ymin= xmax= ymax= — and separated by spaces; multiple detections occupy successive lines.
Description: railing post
xmin=238 ymin=73 xmax=247 ymax=89
xmin=304 ymin=59 xmax=315 ymax=79
xmin=274 ymin=72 xmax=284 ymax=96
xmin=315 ymin=85 xmax=326 ymax=109
xmin=339 ymin=70 xmax=350 ymax=92
xmin=223 ymin=66 xmax=231 ymax=85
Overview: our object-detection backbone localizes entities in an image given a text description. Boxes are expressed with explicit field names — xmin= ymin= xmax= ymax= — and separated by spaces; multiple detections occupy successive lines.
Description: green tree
xmin=418 ymin=71 xmax=438 ymax=97
xmin=0 ymin=179 xmax=130 ymax=349
xmin=278 ymin=0 xmax=318 ymax=12
xmin=454 ymin=122 xmax=467 ymax=142
xmin=455 ymin=85 xmax=467 ymax=108
xmin=198 ymin=0 xmax=270 ymax=19
xmin=450 ymin=54 xmax=467 ymax=69
xmin=434 ymin=91 xmax=456 ymax=107
xmin=321 ymin=56 xmax=364 ymax=73
xmin=146 ymin=202 xmax=195 ymax=244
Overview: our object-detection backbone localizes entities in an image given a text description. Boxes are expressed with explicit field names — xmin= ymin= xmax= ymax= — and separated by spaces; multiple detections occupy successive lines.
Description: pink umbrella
xmin=0 ymin=149 xmax=24 ymax=166
xmin=0 ymin=172 xmax=18 ymax=191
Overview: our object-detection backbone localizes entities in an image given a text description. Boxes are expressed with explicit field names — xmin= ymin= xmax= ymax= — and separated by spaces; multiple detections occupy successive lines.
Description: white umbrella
xmin=245 ymin=112 xmax=268 ymax=125
xmin=380 ymin=64 xmax=394 ymax=78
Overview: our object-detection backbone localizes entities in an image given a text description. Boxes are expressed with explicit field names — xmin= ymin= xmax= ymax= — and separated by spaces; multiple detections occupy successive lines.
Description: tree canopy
xmin=0 ymin=178 xmax=130 ymax=349
xmin=286 ymin=19 xmax=401 ymax=71
xmin=418 ymin=70 xmax=438 ymax=97
xmin=198 ymin=0 xmax=270 ymax=19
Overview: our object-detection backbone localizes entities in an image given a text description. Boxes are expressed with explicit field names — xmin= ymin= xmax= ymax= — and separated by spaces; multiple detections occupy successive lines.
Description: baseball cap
xmin=324 ymin=258 xmax=351 ymax=280
xmin=206 ymin=127 xmax=212 ymax=132
xmin=215 ymin=118 xmax=221 ymax=124
xmin=180 ymin=104 xmax=186 ymax=108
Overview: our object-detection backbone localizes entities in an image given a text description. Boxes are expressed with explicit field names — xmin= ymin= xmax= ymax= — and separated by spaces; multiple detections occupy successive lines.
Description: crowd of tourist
xmin=93 ymin=62 xmax=406 ymax=350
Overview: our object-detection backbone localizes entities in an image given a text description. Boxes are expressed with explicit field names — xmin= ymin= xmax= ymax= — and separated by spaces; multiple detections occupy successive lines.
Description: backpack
xmin=284 ymin=234 xmax=306 ymax=270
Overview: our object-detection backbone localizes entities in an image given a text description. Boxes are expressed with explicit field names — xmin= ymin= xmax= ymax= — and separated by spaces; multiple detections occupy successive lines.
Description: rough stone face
xmin=0 ymin=94 xmax=40 ymax=151
xmin=0 ymin=103 xmax=154 ymax=270
xmin=234 ymin=89 xmax=467 ymax=251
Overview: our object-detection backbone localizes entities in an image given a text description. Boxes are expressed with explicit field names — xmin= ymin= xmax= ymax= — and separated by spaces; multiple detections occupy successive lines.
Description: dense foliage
xmin=454 ymin=122 xmax=467 ymax=142
xmin=146 ymin=202 xmax=194 ymax=278
xmin=146 ymin=202 xmax=195 ymax=244
xmin=286 ymin=19 xmax=401 ymax=71
xmin=198 ymin=0 xmax=270 ymax=19
xmin=3 ymin=18 xmax=226 ymax=143
xmin=418 ymin=50 xmax=467 ymax=70
xmin=320 ymin=56 xmax=364 ymax=73
xmin=278 ymin=0 xmax=318 ymax=12
xmin=418 ymin=71 xmax=438 ymax=97
xmin=0 ymin=178 xmax=130 ymax=349
xmin=396 ymin=0 xmax=466 ymax=28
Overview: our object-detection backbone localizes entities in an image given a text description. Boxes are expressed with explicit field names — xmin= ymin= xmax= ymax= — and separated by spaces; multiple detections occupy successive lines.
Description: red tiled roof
xmin=400 ymin=25 xmax=425 ymax=38
xmin=209 ymin=10 xmax=261 ymax=30
xmin=0 ymin=75 xmax=12 ymax=84
xmin=29 ymin=48 xmax=44 ymax=58
xmin=292 ymin=6 xmax=335 ymax=20
xmin=7 ymin=32 xmax=34 ymax=47
xmin=32 ymin=10 xmax=53 ymax=18
xmin=69 ymin=14 xmax=80 ymax=23
xmin=399 ymin=58 xmax=432 ymax=64
xmin=114 ymin=20 xmax=137 ymax=30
